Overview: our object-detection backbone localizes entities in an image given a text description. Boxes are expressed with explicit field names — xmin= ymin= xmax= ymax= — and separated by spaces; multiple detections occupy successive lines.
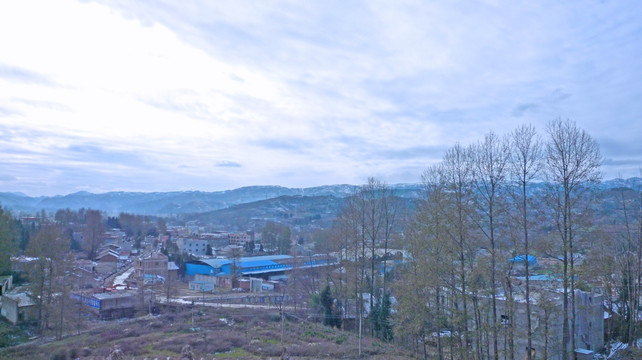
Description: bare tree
xmin=362 ymin=177 xmax=385 ymax=330
xmin=84 ymin=209 xmax=104 ymax=261
xmin=0 ymin=207 xmax=17 ymax=276
xmin=380 ymin=183 xmax=398 ymax=300
xmin=471 ymin=131 xmax=510 ymax=360
xmin=360 ymin=177 xmax=398 ymax=330
xmin=509 ymin=124 xmax=543 ymax=360
xmin=538 ymin=289 xmax=560 ymax=360
xmin=440 ymin=144 xmax=475 ymax=354
xmin=326 ymin=215 xmax=351 ymax=329
xmin=395 ymin=166 xmax=452 ymax=360
xmin=544 ymin=119 xmax=601 ymax=359
xmin=27 ymin=225 xmax=69 ymax=333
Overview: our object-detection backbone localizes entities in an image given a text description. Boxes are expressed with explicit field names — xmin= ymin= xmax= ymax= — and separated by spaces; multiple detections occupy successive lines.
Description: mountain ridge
xmin=0 ymin=178 xmax=639 ymax=216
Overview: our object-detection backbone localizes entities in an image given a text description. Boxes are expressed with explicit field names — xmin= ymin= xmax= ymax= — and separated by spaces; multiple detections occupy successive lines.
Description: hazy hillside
xmin=0 ymin=184 xmax=422 ymax=216
xmin=180 ymin=194 xmax=347 ymax=231
xmin=0 ymin=178 xmax=639 ymax=217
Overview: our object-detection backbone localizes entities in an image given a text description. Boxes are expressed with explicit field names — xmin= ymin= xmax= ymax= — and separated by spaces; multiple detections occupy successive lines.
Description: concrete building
xmin=134 ymin=252 xmax=168 ymax=280
xmin=228 ymin=232 xmax=252 ymax=246
xmin=176 ymin=238 xmax=209 ymax=256
xmin=72 ymin=291 xmax=137 ymax=319
xmin=95 ymin=249 xmax=119 ymax=274
xmin=167 ymin=261 xmax=179 ymax=281
xmin=491 ymin=287 xmax=604 ymax=360
xmin=191 ymin=273 xmax=233 ymax=290
xmin=1 ymin=289 xmax=36 ymax=325
xmin=188 ymin=281 xmax=214 ymax=292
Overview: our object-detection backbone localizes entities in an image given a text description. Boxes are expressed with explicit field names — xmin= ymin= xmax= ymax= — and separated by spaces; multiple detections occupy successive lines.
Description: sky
xmin=0 ymin=0 xmax=641 ymax=196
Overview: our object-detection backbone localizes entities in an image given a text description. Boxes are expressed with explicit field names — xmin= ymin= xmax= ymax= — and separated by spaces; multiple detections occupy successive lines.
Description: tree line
xmin=318 ymin=120 xmax=640 ymax=360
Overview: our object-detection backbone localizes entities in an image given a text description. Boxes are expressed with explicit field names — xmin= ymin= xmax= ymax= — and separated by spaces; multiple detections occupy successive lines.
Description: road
xmin=160 ymin=297 xmax=301 ymax=311
xmin=111 ymin=266 xmax=135 ymax=288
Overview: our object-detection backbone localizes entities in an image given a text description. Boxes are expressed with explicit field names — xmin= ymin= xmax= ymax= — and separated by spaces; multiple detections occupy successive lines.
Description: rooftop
xmin=93 ymin=291 xmax=137 ymax=300
xmin=3 ymin=292 xmax=36 ymax=307
xmin=193 ymin=255 xmax=293 ymax=269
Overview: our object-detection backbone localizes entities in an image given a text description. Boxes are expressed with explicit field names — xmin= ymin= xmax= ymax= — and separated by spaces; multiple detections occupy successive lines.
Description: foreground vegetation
xmin=0 ymin=305 xmax=411 ymax=359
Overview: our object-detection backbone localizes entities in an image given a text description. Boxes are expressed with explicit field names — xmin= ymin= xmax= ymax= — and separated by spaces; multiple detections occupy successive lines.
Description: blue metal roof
xmin=187 ymin=255 xmax=333 ymax=276
xmin=242 ymin=266 xmax=292 ymax=275
xmin=190 ymin=255 xmax=293 ymax=269
xmin=238 ymin=255 xmax=291 ymax=262
xmin=509 ymin=255 xmax=537 ymax=265
xmin=197 ymin=258 xmax=232 ymax=268
xmin=516 ymin=274 xmax=554 ymax=281
xmin=239 ymin=260 xmax=279 ymax=268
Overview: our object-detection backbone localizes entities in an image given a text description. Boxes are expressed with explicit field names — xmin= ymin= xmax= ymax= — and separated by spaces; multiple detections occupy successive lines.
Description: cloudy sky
xmin=1 ymin=0 xmax=641 ymax=196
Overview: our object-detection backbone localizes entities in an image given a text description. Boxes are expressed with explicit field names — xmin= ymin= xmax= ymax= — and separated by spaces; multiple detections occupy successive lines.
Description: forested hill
xmin=0 ymin=183 xmax=423 ymax=216
xmin=0 ymin=178 xmax=639 ymax=216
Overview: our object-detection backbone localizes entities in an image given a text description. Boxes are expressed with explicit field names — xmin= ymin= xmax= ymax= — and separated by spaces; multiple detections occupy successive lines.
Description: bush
xmin=289 ymin=342 xmax=339 ymax=357
xmin=335 ymin=333 xmax=348 ymax=344
xmin=50 ymin=349 xmax=67 ymax=360
xmin=80 ymin=347 xmax=92 ymax=357
xmin=243 ymin=342 xmax=282 ymax=357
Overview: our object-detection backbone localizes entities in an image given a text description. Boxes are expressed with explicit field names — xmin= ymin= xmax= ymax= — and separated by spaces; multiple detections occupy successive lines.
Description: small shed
xmin=167 ymin=261 xmax=179 ymax=281
xmin=1 ymin=291 xmax=37 ymax=325
xmin=189 ymin=281 xmax=214 ymax=292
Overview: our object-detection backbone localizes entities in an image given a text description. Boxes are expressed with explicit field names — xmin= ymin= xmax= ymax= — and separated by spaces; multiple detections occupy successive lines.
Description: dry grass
xmin=0 ymin=305 xmax=411 ymax=359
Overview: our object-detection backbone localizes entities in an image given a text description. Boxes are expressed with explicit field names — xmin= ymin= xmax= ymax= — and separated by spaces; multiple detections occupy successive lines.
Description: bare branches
xmin=544 ymin=118 xmax=602 ymax=360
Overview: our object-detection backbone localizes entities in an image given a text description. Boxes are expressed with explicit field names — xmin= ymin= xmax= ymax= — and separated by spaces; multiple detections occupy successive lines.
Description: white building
xmin=176 ymin=238 xmax=209 ymax=255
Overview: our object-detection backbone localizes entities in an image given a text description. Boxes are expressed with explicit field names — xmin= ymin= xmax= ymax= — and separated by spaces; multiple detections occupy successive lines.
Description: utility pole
xmin=281 ymin=308 xmax=284 ymax=345
xmin=358 ymin=309 xmax=362 ymax=357
xmin=280 ymin=303 xmax=286 ymax=359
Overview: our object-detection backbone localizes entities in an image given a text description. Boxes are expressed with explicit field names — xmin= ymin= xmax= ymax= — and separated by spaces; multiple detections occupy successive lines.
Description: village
xmin=0 ymin=212 xmax=614 ymax=360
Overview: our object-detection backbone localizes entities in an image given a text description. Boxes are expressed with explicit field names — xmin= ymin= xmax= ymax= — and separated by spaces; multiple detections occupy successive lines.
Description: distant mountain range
xmin=0 ymin=184 xmax=418 ymax=216
xmin=0 ymin=178 xmax=639 ymax=216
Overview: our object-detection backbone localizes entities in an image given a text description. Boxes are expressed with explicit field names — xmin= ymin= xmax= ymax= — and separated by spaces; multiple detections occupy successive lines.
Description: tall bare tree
xmin=509 ymin=124 xmax=543 ymax=360
xmin=471 ymin=131 xmax=510 ymax=360
xmin=0 ymin=207 xmax=17 ymax=276
xmin=362 ymin=177 xmax=386 ymax=327
xmin=544 ymin=119 xmax=601 ymax=359
xmin=380 ymin=182 xmax=398 ymax=300
xmin=395 ymin=166 xmax=453 ymax=360
xmin=359 ymin=177 xmax=398 ymax=331
xmin=441 ymin=143 xmax=475 ymax=353
xmin=27 ymin=225 xmax=69 ymax=333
